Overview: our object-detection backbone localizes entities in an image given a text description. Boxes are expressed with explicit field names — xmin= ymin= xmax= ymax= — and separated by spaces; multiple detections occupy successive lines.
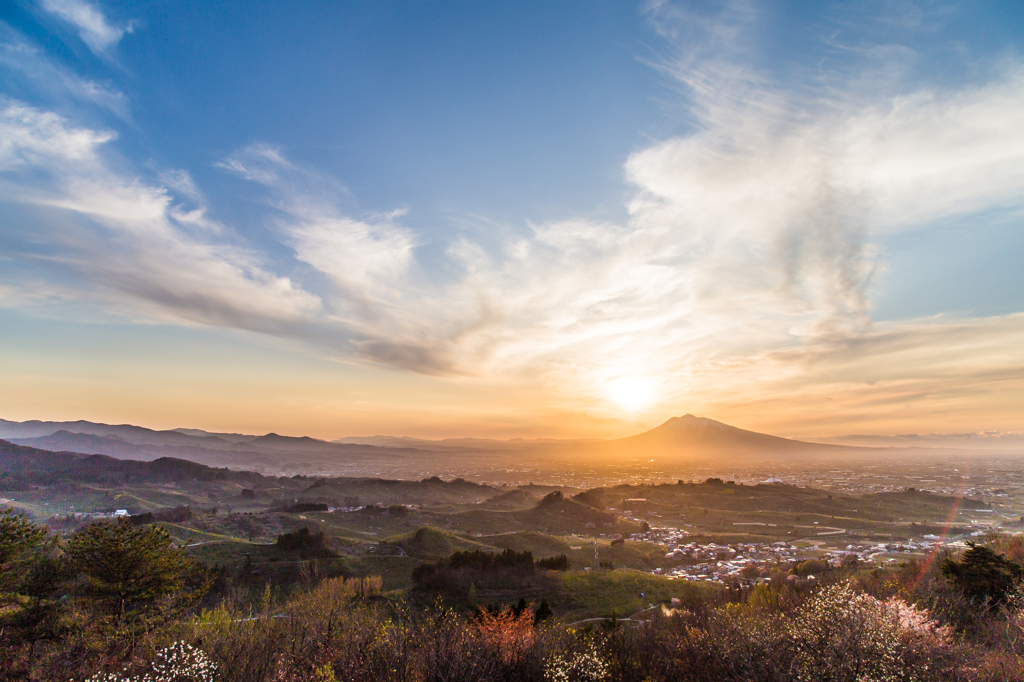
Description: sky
xmin=0 ymin=0 xmax=1022 ymax=441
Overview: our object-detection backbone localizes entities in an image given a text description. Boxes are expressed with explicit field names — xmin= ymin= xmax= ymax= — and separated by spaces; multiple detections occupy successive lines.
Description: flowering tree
xmin=474 ymin=605 xmax=536 ymax=666
xmin=790 ymin=582 xmax=951 ymax=682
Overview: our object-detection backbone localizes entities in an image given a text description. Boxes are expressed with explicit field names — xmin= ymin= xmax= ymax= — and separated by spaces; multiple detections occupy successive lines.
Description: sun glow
xmin=605 ymin=377 xmax=657 ymax=412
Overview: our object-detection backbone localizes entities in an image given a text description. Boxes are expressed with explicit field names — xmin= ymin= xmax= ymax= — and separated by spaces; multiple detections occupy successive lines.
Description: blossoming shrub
xmin=596 ymin=606 xmax=792 ymax=682
xmin=544 ymin=641 xmax=610 ymax=682
xmin=790 ymin=582 xmax=954 ymax=682
xmin=473 ymin=605 xmax=537 ymax=666
xmin=187 ymin=577 xmax=386 ymax=682
xmin=56 ymin=574 xmax=992 ymax=682
xmin=84 ymin=641 xmax=217 ymax=682
xmin=884 ymin=596 xmax=953 ymax=644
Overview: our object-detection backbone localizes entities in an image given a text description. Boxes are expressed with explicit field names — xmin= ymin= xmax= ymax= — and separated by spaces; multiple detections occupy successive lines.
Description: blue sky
xmin=4 ymin=1 xmax=668 ymax=229
xmin=1 ymin=0 xmax=1023 ymax=439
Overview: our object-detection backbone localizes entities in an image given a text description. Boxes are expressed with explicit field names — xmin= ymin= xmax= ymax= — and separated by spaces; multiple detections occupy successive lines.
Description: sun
xmin=605 ymin=377 xmax=657 ymax=412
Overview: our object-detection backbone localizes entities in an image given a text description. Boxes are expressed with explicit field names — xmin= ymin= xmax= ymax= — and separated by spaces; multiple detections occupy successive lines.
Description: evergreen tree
xmin=0 ymin=511 xmax=70 ymax=649
xmin=941 ymin=542 xmax=1024 ymax=609
xmin=0 ymin=509 xmax=48 ymax=599
xmin=66 ymin=519 xmax=194 ymax=621
xmin=534 ymin=598 xmax=553 ymax=622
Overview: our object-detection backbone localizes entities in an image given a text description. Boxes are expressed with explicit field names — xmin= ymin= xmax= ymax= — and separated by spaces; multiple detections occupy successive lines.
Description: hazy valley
xmin=4 ymin=414 xmax=1023 ymax=597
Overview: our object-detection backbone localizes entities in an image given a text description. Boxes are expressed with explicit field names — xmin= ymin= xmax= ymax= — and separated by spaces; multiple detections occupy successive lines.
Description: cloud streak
xmin=0 ymin=26 xmax=130 ymax=118
xmin=0 ymin=103 xmax=321 ymax=334
xmin=39 ymin=0 xmax=131 ymax=55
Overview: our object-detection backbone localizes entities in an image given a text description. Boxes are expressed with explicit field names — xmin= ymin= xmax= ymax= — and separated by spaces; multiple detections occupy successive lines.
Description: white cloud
xmin=841 ymin=72 xmax=1024 ymax=230
xmin=220 ymin=145 xmax=415 ymax=304
xmin=681 ymin=312 xmax=1024 ymax=436
xmin=0 ymin=101 xmax=113 ymax=169
xmin=39 ymin=0 xmax=131 ymax=54
xmin=0 ymin=30 xmax=130 ymax=118
xmin=204 ymin=42 xmax=1024 ymax=399
xmin=0 ymin=103 xmax=321 ymax=334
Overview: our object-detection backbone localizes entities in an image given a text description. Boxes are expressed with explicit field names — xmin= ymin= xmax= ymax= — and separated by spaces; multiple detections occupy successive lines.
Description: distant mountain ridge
xmin=0 ymin=439 xmax=514 ymax=512
xmin=332 ymin=415 xmax=851 ymax=457
xmin=0 ymin=418 xmax=436 ymax=475
xmin=332 ymin=434 xmax=600 ymax=452
xmin=172 ymin=428 xmax=258 ymax=444
xmin=0 ymin=414 xmax=848 ymax=454
xmin=0 ymin=419 xmax=247 ymax=449
xmin=0 ymin=414 xmax=867 ymax=475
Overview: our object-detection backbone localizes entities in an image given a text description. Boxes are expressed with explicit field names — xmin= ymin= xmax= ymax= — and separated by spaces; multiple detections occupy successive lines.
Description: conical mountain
xmin=603 ymin=414 xmax=850 ymax=457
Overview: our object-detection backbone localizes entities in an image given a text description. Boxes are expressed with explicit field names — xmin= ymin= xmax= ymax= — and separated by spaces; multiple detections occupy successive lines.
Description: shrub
xmin=84 ymin=641 xmax=217 ymax=682
xmin=284 ymin=503 xmax=329 ymax=513
xmin=275 ymin=527 xmax=334 ymax=557
xmin=544 ymin=641 xmax=610 ymax=682
xmin=474 ymin=605 xmax=537 ymax=666
xmin=795 ymin=559 xmax=828 ymax=576
xmin=130 ymin=506 xmax=193 ymax=526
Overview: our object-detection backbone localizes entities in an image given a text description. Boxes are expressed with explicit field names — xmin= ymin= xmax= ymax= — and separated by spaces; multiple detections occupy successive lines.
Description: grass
xmin=387 ymin=526 xmax=498 ymax=560
xmin=553 ymin=568 xmax=722 ymax=619
xmin=480 ymin=530 xmax=572 ymax=556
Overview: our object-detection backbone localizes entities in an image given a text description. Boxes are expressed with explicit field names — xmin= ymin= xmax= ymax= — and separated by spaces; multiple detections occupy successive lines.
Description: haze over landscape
xmin=2 ymin=3 xmax=1024 ymax=681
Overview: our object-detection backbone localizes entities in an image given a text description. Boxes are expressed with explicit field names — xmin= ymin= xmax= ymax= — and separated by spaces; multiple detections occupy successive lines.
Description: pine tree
xmin=941 ymin=542 xmax=1024 ymax=609
xmin=0 ymin=509 xmax=48 ymax=598
xmin=66 ymin=519 xmax=194 ymax=621
xmin=534 ymin=598 xmax=553 ymax=622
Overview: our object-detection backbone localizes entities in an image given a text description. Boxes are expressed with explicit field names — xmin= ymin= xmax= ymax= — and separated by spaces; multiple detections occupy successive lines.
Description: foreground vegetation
xmin=3 ymin=509 xmax=1024 ymax=681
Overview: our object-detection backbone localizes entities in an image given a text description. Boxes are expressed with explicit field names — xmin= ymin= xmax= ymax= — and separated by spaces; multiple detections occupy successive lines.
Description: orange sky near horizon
xmin=2 ymin=3 xmax=1023 ymax=446
xmin=1 ymin=311 xmax=1021 ymax=442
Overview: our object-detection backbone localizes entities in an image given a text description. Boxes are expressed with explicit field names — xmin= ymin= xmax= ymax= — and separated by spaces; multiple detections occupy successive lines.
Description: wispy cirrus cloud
xmin=38 ymin=0 xmax=131 ymax=55
xmin=219 ymin=144 xmax=417 ymax=304
xmin=0 ymin=102 xmax=321 ymax=334
xmin=816 ymin=428 xmax=1024 ymax=451
xmin=0 ymin=26 xmax=129 ymax=118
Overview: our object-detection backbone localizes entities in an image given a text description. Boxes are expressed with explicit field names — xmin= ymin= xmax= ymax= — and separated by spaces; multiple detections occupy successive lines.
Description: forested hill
xmin=0 ymin=439 xmax=269 ymax=485
xmin=0 ymin=440 xmax=498 ymax=508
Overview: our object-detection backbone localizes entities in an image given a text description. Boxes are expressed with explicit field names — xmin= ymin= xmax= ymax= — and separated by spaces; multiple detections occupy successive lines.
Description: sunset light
xmin=605 ymin=377 xmax=658 ymax=413
xmin=1 ymin=4 xmax=1023 ymax=679
xmin=1 ymin=2 xmax=1021 ymax=441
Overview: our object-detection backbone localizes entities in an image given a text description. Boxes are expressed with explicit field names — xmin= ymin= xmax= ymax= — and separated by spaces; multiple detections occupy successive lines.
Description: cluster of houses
xmin=655 ymin=541 xmax=803 ymax=582
xmin=628 ymin=526 xmax=979 ymax=584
